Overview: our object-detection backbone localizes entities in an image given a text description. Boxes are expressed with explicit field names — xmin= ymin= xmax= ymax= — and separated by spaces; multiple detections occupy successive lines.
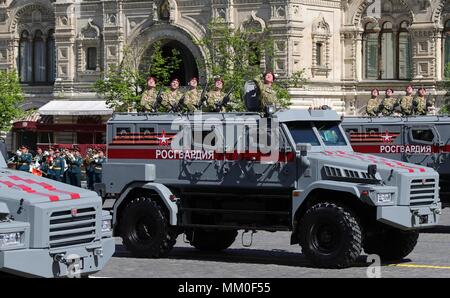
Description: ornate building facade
xmin=0 ymin=0 xmax=449 ymax=116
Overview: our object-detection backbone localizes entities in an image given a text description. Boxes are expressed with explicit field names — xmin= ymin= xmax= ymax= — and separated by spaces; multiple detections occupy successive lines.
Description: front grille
xmin=323 ymin=165 xmax=377 ymax=182
xmin=49 ymin=207 xmax=97 ymax=248
xmin=409 ymin=178 xmax=436 ymax=206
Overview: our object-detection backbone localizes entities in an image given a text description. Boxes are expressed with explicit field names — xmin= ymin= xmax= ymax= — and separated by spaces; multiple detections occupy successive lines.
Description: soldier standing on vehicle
xmin=379 ymin=88 xmax=398 ymax=116
xmin=414 ymin=87 xmax=434 ymax=115
xmin=254 ymin=71 xmax=278 ymax=111
xmin=93 ymin=149 xmax=106 ymax=185
xmin=366 ymin=89 xmax=381 ymax=116
xmin=140 ymin=76 xmax=158 ymax=112
xmin=399 ymin=85 xmax=415 ymax=116
xmin=67 ymin=147 xmax=83 ymax=187
xmin=184 ymin=77 xmax=200 ymax=112
xmin=205 ymin=77 xmax=226 ymax=112
xmin=53 ymin=149 xmax=66 ymax=182
xmin=16 ymin=145 xmax=32 ymax=172
xmin=161 ymin=78 xmax=184 ymax=112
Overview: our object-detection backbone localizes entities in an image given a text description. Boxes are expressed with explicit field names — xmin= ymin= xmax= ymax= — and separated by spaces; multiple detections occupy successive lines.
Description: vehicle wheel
xmin=298 ymin=202 xmax=362 ymax=268
xmin=120 ymin=197 xmax=177 ymax=258
xmin=363 ymin=225 xmax=419 ymax=261
xmin=186 ymin=229 xmax=238 ymax=251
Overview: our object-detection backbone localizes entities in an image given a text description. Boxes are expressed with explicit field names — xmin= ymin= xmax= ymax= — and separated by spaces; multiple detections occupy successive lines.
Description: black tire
xmin=363 ymin=225 xmax=419 ymax=261
xmin=187 ymin=229 xmax=238 ymax=251
xmin=120 ymin=197 xmax=177 ymax=258
xmin=298 ymin=202 xmax=362 ymax=268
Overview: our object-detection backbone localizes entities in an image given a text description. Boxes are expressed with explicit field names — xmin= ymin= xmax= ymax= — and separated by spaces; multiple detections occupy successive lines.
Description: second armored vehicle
xmin=342 ymin=115 xmax=450 ymax=206
xmin=97 ymin=109 xmax=441 ymax=268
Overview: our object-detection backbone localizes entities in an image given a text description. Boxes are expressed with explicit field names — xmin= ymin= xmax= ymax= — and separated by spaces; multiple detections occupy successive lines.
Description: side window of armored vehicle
xmin=139 ymin=127 xmax=155 ymax=135
xmin=315 ymin=122 xmax=347 ymax=146
xmin=411 ymin=128 xmax=434 ymax=143
xmin=286 ymin=122 xmax=321 ymax=146
xmin=366 ymin=127 xmax=379 ymax=134
xmin=113 ymin=126 xmax=133 ymax=143
xmin=345 ymin=128 xmax=359 ymax=134
xmin=191 ymin=129 xmax=219 ymax=150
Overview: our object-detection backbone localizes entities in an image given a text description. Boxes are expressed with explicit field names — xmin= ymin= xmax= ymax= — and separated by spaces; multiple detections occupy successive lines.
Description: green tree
xmin=439 ymin=62 xmax=450 ymax=114
xmin=196 ymin=19 xmax=307 ymax=111
xmin=94 ymin=42 xmax=181 ymax=112
xmin=0 ymin=70 xmax=24 ymax=132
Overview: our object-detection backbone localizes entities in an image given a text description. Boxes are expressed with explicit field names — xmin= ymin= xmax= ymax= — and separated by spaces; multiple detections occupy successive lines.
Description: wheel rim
xmin=132 ymin=215 xmax=156 ymax=244
xmin=310 ymin=222 xmax=342 ymax=254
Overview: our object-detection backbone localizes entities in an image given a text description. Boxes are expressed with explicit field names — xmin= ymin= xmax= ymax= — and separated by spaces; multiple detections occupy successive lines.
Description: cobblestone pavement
xmin=93 ymin=209 xmax=450 ymax=278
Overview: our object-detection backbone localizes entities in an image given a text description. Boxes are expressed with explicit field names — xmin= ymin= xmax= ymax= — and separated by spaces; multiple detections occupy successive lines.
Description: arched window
xmin=380 ymin=22 xmax=395 ymax=79
xmin=47 ymin=29 xmax=56 ymax=83
xmin=86 ymin=47 xmax=97 ymax=70
xmin=398 ymin=21 xmax=412 ymax=80
xmin=33 ymin=30 xmax=46 ymax=82
xmin=18 ymin=29 xmax=55 ymax=84
xmin=363 ymin=21 xmax=412 ymax=80
xmin=363 ymin=22 xmax=378 ymax=79
xmin=444 ymin=20 xmax=450 ymax=78
xmin=19 ymin=31 xmax=32 ymax=83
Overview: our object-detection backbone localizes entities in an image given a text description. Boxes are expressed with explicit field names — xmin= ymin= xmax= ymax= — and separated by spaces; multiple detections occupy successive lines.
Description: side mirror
xmin=296 ymin=143 xmax=311 ymax=157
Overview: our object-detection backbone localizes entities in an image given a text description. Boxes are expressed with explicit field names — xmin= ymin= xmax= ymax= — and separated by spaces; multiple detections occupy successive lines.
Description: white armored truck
xmin=97 ymin=109 xmax=441 ymax=268
xmin=0 ymin=154 xmax=114 ymax=277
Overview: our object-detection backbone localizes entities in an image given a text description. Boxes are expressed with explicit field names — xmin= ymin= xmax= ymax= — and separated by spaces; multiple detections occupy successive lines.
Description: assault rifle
xmin=214 ymin=85 xmax=236 ymax=112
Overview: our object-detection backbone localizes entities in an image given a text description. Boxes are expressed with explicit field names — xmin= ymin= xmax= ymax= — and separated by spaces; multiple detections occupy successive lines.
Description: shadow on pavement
xmin=420 ymin=225 xmax=450 ymax=234
xmin=113 ymin=244 xmax=373 ymax=269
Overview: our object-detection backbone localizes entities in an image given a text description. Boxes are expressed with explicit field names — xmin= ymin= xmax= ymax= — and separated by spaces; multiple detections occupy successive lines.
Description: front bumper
xmin=0 ymin=237 xmax=115 ymax=278
xmin=377 ymin=203 xmax=442 ymax=230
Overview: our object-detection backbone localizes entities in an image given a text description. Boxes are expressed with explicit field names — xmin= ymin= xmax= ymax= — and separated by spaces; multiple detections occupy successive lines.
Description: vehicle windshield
xmin=286 ymin=122 xmax=321 ymax=146
xmin=286 ymin=121 xmax=348 ymax=147
xmin=314 ymin=122 xmax=348 ymax=146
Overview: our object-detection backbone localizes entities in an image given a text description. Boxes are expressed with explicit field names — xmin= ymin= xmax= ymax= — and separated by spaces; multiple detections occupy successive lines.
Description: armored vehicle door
xmin=403 ymin=125 xmax=440 ymax=168
xmin=224 ymin=118 xmax=295 ymax=188
xmin=179 ymin=121 xmax=223 ymax=183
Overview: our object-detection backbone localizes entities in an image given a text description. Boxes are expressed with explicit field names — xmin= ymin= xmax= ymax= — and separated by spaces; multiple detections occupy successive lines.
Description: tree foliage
xmin=94 ymin=42 xmax=181 ymax=112
xmin=95 ymin=19 xmax=308 ymax=112
xmin=439 ymin=62 xmax=450 ymax=114
xmin=0 ymin=70 xmax=24 ymax=132
xmin=196 ymin=19 xmax=307 ymax=111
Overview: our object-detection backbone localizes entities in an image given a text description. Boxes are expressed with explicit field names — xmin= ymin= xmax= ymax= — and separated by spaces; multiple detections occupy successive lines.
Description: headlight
xmin=101 ymin=219 xmax=112 ymax=233
xmin=0 ymin=232 xmax=23 ymax=248
xmin=377 ymin=193 xmax=392 ymax=203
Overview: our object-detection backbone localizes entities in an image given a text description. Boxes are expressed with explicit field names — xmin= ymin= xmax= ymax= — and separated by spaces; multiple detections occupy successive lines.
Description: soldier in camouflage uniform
xmin=161 ymin=78 xmax=184 ymax=112
xmin=140 ymin=76 xmax=158 ymax=112
xmin=205 ymin=77 xmax=226 ymax=112
xmin=399 ymin=85 xmax=415 ymax=116
xmin=379 ymin=88 xmax=398 ymax=116
xmin=184 ymin=77 xmax=200 ymax=112
xmin=366 ymin=89 xmax=381 ymax=116
xmin=414 ymin=87 xmax=435 ymax=116
xmin=254 ymin=71 xmax=278 ymax=111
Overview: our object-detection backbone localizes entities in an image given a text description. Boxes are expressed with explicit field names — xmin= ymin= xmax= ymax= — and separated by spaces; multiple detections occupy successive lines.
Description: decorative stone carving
xmin=311 ymin=15 xmax=332 ymax=78
xmin=79 ymin=19 xmax=100 ymax=39
xmin=240 ymin=11 xmax=265 ymax=32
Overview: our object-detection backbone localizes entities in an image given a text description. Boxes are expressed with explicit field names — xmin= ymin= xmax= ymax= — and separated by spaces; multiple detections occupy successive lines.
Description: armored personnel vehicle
xmin=97 ymin=109 xmax=441 ymax=268
xmin=0 ymin=154 xmax=114 ymax=277
xmin=341 ymin=115 xmax=450 ymax=206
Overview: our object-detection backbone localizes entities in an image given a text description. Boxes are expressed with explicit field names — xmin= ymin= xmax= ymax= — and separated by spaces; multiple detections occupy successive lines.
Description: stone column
xmin=54 ymin=0 xmax=77 ymax=93
xmin=102 ymin=0 xmax=124 ymax=72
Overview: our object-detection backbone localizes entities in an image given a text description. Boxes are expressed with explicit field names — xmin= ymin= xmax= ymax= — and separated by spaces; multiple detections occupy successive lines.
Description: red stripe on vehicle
xmin=0 ymin=180 xmax=59 ymax=201
xmin=107 ymin=148 xmax=296 ymax=162
xmin=9 ymin=176 xmax=80 ymax=199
